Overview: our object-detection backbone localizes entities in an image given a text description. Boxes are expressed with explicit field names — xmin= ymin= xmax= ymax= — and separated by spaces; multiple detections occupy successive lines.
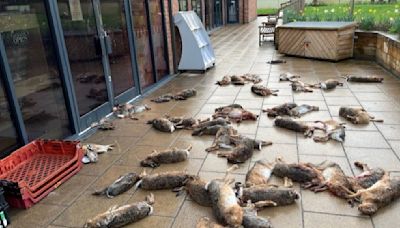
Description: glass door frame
xmin=227 ymin=0 xmax=239 ymax=24
xmin=0 ymin=34 xmax=28 ymax=153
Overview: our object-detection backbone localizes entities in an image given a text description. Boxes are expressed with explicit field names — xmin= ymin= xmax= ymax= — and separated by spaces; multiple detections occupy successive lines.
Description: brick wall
xmin=243 ymin=0 xmax=257 ymax=23
xmin=164 ymin=0 xmax=180 ymax=74
xmin=354 ymin=31 xmax=400 ymax=77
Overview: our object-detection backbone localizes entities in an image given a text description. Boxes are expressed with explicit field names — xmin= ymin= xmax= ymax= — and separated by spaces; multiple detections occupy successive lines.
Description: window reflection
xmin=0 ymin=0 xmax=71 ymax=141
xmin=149 ymin=0 xmax=169 ymax=80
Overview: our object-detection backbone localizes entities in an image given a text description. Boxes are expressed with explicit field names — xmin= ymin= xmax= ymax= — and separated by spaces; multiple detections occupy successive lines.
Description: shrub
xmin=359 ymin=15 xmax=375 ymax=30
xmin=389 ymin=18 xmax=400 ymax=36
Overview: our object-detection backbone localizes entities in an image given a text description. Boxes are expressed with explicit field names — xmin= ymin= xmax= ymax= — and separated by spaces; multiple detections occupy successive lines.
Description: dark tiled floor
xmin=9 ymin=17 xmax=400 ymax=228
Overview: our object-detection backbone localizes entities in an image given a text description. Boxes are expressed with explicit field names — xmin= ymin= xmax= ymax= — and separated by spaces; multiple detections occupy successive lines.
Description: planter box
xmin=277 ymin=21 xmax=357 ymax=61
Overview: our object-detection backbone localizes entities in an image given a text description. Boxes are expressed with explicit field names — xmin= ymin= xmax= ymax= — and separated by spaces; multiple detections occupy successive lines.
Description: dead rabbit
xmin=313 ymin=79 xmax=343 ymax=90
xmin=245 ymin=160 xmax=274 ymax=187
xmin=347 ymin=173 xmax=400 ymax=215
xmin=206 ymin=126 xmax=239 ymax=152
xmin=347 ymin=161 xmax=386 ymax=192
xmin=84 ymin=193 xmax=154 ymax=228
xmin=147 ymin=117 xmax=175 ymax=133
xmin=262 ymin=103 xmax=298 ymax=118
xmin=92 ymin=172 xmax=140 ymax=198
xmin=137 ymin=170 xmax=194 ymax=190
xmin=291 ymin=80 xmax=314 ymax=93
xmin=339 ymin=107 xmax=383 ymax=124
xmin=242 ymin=201 xmax=273 ymax=228
xmin=313 ymin=120 xmax=346 ymax=143
xmin=251 ymin=84 xmax=279 ymax=96
xmin=213 ymin=104 xmax=259 ymax=123
xmin=196 ymin=217 xmax=226 ymax=228
xmin=342 ymin=75 xmax=384 ymax=83
xmin=274 ymin=117 xmax=321 ymax=137
xmin=206 ymin=165 xmax=244 ymax=227
xmin=140 ymin=145 xmax=192 ymax=168
xmin=279 ymin=72 xmax=300 ymax=82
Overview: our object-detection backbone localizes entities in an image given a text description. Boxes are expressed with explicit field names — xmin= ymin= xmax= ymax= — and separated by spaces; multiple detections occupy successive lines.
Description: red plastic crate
xmin=0 ymin=140 xmax=83 ymax=208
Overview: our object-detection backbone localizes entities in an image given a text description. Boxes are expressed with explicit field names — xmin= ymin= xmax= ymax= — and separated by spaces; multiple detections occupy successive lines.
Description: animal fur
xmin=342 ymin=75 xmax=384 ymax=83
xmin=242 ymin=203 xmax=273 ymax=228
xmin=147 ymin=118 xmax=175 ymax=133
xmin=313 ymin=120 xmax=346 ymax=142
xmin=288 ymin=104 xmax=319 ymax=117
xmin=140 ymin=145 xmax=191 ymax=168
xmin=272 ymin=158 xmax=323 ymax=186
xmin=348 ymin=173 xmax=400 ymax=215
xmin=196 ymin=217 xmax=226 ymax=228
xmin=93 ymin=173 xmax=140 ymax=198
xmin=138 ymin=171 xmax=193 ymax=190
xmin=339 ymin=107 xmax=383 ymax=124
xmin=313 ymin=79 xmax=343 ymax=90
xmin=218 ymin=137 xmax=272 ymax=164
xmin=216 ymin=76 xmax=232 ymax=86
xmin=274 ymin=117 xmax=318 ymax=137
xmin=174 ymin=88 xmax=197 ymax=100
xmin=262 ymin=103 xmax=298 ymax=118
xmin=206 ymin=126 xmax=238 ymax=152
xmin=185 ymin=176 xmax=213 ymax=207
xmin=251 ymin=85 xmax=279 ymax=96
xmin=84 ymin=194 xmax=154 ymax=228
xmin=151 ymin=94 xmax=174 ymax=103
xmin=237 ymin=184 xmax=299 ymax=207
xmin=279 ymin=73 xmax=300 ymax=82
xmin=245 ymin=160 xmax=274 ymax=187
xmin=348 ymin=161 xmax=386 ymax=192
xmin=291 ymin=80 xmax=313 ymax=93
xmin=213 ymin=105 xmax=258 ymax=123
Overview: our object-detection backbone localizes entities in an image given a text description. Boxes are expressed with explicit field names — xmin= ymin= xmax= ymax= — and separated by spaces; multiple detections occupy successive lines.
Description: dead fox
xmin=140 ymin=145 xmax=191 ymax=168
xmin=84 ymin=193 xmax=154 ymax=228
xmin=92 ymin=172 xmax=140 ymax=198
xmin=339 ymin=107 xmax=383 ymax=124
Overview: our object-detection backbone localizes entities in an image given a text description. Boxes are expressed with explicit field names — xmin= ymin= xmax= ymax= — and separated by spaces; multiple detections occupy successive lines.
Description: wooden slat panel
xmin=278 ymin=28 xmax=305 ymax=56
xmin=305 ymin=30 xmax=337 ymax=59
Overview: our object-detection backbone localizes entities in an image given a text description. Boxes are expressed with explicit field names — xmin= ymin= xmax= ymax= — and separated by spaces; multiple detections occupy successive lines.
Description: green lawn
xmin=284 ymin=3 xmax=400 ymax=33
xmin=257 ymin=8 xmax=278 ymax=15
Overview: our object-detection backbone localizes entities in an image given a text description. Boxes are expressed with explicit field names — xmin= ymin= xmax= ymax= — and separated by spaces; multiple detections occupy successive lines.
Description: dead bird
xmin=313 ymin=79 xmax=344 ymax=90
xmin=279 ymin=73 xmax=300 ymax=82
xmin=84 ymin=193 xmax=154 ymax=228
xmin=251 ymin=85 xmax=279 ymax=96
xmin=306 ymin=161 xmax=354 ymax=199
xmin=288 ymin=104 xmax=319 ymax=118
xmin=313 ymin=120 xmax=346 ymax=143
xmin=245 ymin=160 xmax=274 ymax=187
xmin=174 ymin=88 xmax=197 ymax=100
xmin=348 ymin=173 xmax=400 ymax=215
xmin=339 ymin=107 xmax=383 ymax=124
xmin=342 ymin=75 xmax=384 ymax=83
xmin=242 ymin=202 xmax=273 ymax=228
xmin=274 ymin=117 xmax=320 ymax=137
xmin=151 ymin=94 xmax=174 ymax=103
xmin=185 ymin=176 xmax=213 ymax=207
xmin=216 ymin=76 xmax=232 ymax=86
xmin=267 ymin=60 xmax=286 ymax=64
xmin=272 ymin=157 xmax=323 ymax=187
xmin=138 ymin=170 xmax=193 ymax=190
xmin=262 ymin=103 xmax=298 ymax=118
xmin=291 ymin=80 xmax=313 ymax=93
xmin=140 ymin=145 xmax=191 ymax=168
xmin=348 ymin=161 xmax=386 ymax=192
xmin=237 ymin=184 xmax=300 ymax=208
xmin=206 ymin=126 xmax=238 ymax=152
xmin=147 ymin=117 xmax=175 ymax=133
xmin=213 ymin=105 xmax=258 ymax=123
xmin=93 ymin=173 xmax=140 ymax=198
xmin=196 ymin=217 xmax=226 ymax=228
xmin=206 ymin=166 xmax=244 ymax=227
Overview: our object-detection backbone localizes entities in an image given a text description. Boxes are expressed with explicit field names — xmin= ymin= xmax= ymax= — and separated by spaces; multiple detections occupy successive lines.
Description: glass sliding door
xmin=149 ymin=0 xmax=169 ymax=81
xmin=0 ymin=0 xmax=72 ymax=141
xmin=0 ymin=72 xmax=18 ymax=158
xmin=58 ymin=0 xmax=109 ymax=116
xmin=131 ymin=0 xmax=155 ymax=89
xmin=100 ymin=0 xmax=137 ymax=99
xmin=227 ymin=0 xmax=239 ymax=23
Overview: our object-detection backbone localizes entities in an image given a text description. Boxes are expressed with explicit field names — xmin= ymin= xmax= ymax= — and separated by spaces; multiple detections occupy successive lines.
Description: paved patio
xmin=8 ymin=17 xmax=400 ymax=228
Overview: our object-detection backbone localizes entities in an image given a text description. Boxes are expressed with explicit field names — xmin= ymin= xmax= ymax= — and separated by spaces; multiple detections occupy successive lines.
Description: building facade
xmin=0 ymin=0 xmax=256 ymax=158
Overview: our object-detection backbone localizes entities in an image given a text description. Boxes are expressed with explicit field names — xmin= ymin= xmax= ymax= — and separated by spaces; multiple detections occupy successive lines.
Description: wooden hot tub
xmin=277 ymin=22 xmax=358 ymax=61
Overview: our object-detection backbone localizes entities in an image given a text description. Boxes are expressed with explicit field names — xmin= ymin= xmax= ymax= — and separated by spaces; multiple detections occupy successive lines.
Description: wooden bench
xmin=259 ymin=24 xmax=275 ymax=46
